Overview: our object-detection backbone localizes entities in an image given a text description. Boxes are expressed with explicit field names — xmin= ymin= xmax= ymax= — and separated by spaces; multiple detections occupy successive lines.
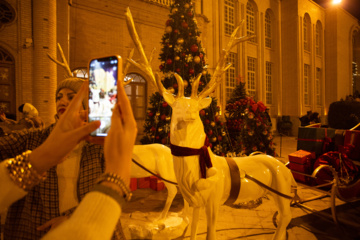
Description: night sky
xmin=313 ymin=0 xmax=360 ymax=20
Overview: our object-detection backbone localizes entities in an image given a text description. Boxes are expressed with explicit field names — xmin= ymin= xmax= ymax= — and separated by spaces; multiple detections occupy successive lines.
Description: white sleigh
xmin=126 ymin=7 xmax=298 ymax=240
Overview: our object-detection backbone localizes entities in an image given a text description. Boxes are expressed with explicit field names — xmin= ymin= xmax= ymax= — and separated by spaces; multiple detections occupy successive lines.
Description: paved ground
xmin=121 ymin=135 xmax=360 ymax=240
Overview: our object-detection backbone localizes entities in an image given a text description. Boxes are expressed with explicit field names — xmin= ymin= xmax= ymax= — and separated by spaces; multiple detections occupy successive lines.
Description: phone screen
xmin=88 ymin=56 xmax=121 ymax=137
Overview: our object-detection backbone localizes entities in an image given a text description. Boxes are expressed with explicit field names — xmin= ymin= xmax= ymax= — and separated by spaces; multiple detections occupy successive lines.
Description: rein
xmin=131 ymin=159 xmax=178 ymax=185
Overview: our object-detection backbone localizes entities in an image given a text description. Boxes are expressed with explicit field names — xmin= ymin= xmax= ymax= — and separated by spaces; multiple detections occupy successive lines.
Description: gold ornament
xmin=181 ymin=15 xmax=184 ymax=18
xmin=184 ymin=3 xmax=190 ymax=8
xmin=175 ymin=56 xmax=180 ymax=61
xmin=183 ymin=80 xmax=189 ymax=88
xmin=194 ymin=56 xmax=201 ymax=64
xmin=168 ymin=87 xmax=175 ymax=93
xmin=165 ymin=26 xmax=172 ymax=33
xmin=166 ymin=116 xmax=171 ymax=121
xmin=202 ymin=70 xmax=207 ymax=75
xmin=177 ymin=38 xmax=184 ymax=44
xmin=197 ymin=36 xmax=201 ymax=43
xmin=158 ymin=127 xmax=163 ymax=132
xmin=222 ymin=131 xmax=226 ymax=136
xmin=211 ymin=137 xmax=217 ymax=142
xmin=210 ymin=121 xmax=215 ymax=127
xmin=156 ymin=112 xmax=160 ymax=116
xmin=173 ymin=7 xmax=178 ymax=13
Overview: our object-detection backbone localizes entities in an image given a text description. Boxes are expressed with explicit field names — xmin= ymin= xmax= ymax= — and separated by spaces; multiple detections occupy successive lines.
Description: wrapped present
xmin=150 ymin=176 xmax=165 ymax=191
xmin=342 ymin=129 xmax=360 ymax=160
xmin=333 ymin=129 xmax=346 ymax=151
xmin=288 ymin=150 xmax=316 ymax=184
xmin=130 ymin=178 xmax=138 ymax=191
xmin=297 ymin=127 xmax=336 ymax=157
xmin=137 ymin=177 xmax=151 ymax=189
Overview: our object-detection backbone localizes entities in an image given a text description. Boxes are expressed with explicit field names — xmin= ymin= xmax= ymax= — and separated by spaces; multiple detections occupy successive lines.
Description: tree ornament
xmin=166 ymin=19 xmax=173 ymax=26
xmin=189 ymin=68 xmax=194 ymax=74
xmin=218 ymin=135 xmax=222 ymax=141
xmin=162 ymin=101 xmax=168 ymax=108
xmin=177 ymin=38 xmax=184 ymax=44
xmin=173 ymin=83 xmax=178 ymax=89
xmin=244 ymin=108 xmax=249 ymax=114
xmin=211 ymin=137 xmax=217 ymax=142
xmin=197 ymin=36 xmax=201 ymax=43
xmin=151 ymin=127 xmax=156 ymax=132
xmin=184 ymin=80 xmax=189 ymax=87
xmin=168 ymin=87 xmax=175 ymax=93
xmin=166 ymin=59 xmax=173 ymax=65
xmin=205 ymin=119 xmax=210 ymax=124
xmin=159 ymin=65 xmax=164 ymax=70
xmin=252 ymin=146 xmax=258 ymax=151
xmin=155 ymin=112 xmax=160 ymax=116
xmin=202 ymin=70 xmax=207 ymax=75
xmin=194 ymin=56 xmax=201 ymax=63
xmin=172 ymin=7 xmax=178 ymax=13
xmin=182 ymin=52 xmax=186 ymax=57
xmin=174 ymin=29 xmax=179 ymax=34
xmin=190 ymin=44 xmax=198 ymax=52
xmin=208 ymin=130 xmax=213 ymax=135
xmin=158 ymin=127 xmax=163 ymax=132
xmin=161 ymin=114 xmax=166 ymax=120
xmin=175 ymin=56 xmax=180 ymax=61
xmin=176 ymin=68 xmax=181 ymax=73
xmin=210 ymin=121 xmax=215 ymax=127
xmin=161 ymin=138 xmax=167 ymax=144
xmin=222 ymin=131 xmax=226 ymax=136
xmin=184 ymin=3 xmax=190 ymax=8
xmin=156 ymin=136 xmax=160 ymax=140
xmin=165 ymin=26 xmax=172 ymax=33
xmin=181 ymin=15 xmax=184 ymax=18
xmin=248 ymin=112 xmax=254 ymax=119
xmin=166 ymin=116 xmax=171 ymax=121
xmin=181 ymin=22 xmax=188 ymax=28
xmin=263 ymin=130 xmax=268 ymax=135
xmin=200 ymin=109 xmax=206 ymax=116
xmin=248 ymin=130 xmax=254 ymax=136
xmin=187 ymin=11 xmax=193 ymax=17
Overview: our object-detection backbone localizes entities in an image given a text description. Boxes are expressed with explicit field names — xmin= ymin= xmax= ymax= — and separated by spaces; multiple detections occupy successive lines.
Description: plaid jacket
xmin=0 ymin=124 xmax=125 ymax=240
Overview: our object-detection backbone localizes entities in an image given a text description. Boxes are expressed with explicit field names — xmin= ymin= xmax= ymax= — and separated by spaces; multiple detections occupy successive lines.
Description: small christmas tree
xmin=225 ymin=77 xmax=275 ymax=156
xmin=140 ymin=0 xmax=231 ymax=155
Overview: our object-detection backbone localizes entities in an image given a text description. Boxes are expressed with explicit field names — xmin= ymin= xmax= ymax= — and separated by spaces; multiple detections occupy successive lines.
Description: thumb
xmin=72 ymin=121 xmax=101 ymax=140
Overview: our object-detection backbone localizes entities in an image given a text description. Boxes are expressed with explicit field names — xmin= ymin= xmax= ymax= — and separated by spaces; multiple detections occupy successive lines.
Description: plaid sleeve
xmin=0 ymin=125 xmax=54 ymax=161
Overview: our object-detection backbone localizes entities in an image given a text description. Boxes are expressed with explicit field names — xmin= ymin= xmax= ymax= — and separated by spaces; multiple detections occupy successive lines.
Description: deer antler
xmin=47 ymin=43 xmax=73 ymax=77
xmin=125 ymin=8 xmax=164 ymax=94
xmin=193 ymin=20 xmax=255 ymax=99
xmin=122 ymin=48 xmax=134 ymax=86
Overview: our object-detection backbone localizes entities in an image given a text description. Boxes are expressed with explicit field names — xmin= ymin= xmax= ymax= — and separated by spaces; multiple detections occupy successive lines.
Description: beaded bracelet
xmin=6 ymin=150 xmax=47 ymax=191
xmin=96 ymin=173 xmax=132 ymax=202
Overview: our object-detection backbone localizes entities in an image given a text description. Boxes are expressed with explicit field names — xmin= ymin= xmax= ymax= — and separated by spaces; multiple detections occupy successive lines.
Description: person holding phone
xmin=0 ymin=77 xmax=130 ymax=239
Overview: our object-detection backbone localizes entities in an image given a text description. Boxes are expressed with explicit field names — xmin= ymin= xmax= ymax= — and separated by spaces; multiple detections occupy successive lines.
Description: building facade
xmin=1 ymin=0 xmax=359 ymax=140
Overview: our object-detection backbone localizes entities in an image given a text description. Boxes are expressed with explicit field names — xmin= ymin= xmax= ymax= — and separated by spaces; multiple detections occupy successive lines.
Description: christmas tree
xmin=225 ymin=77 xmax=275 ymax=156
xmin=139 ymin=0 xmax=232 ymax=156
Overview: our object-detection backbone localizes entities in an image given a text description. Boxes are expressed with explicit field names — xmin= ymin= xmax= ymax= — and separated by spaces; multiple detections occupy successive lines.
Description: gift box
xmin=297 ymin=127 xmax=336 ymax=157
xmin=150 ymin=176 xmax=165 ymax=191
xmin=288 ymin=150 xmax=316 ymax=185
xmin=342 ymin=130 xmax=360 ymax=160
xmin=137 ymin=177 xmax=151 ymax=189
xmin=130 ymin=178 xmax=138 ymax=191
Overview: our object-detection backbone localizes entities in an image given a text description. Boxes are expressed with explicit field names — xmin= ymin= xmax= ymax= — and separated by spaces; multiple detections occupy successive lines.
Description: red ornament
xmin=218 ymin=136 xmax=222 ymax=141
xmin=199 ymin=53 xmax=203 ymax=58
xmin=174 ymin=29 xmax=179 ymax=34
xmin=182 ymin=52 xmax=186 ymax=57
xmin=148 ymin=112 xmax=154 ymax=117
xmin=161 ymin=114 xmax=166 ymax=120
xmin=151 ymin=127 xmax=156 ymax=132
xmin=166 ymin=19 xmax=172 ymax=26
xmin=215 ymin=116 xmax=219 ymax=122
xmin=208 ymin=130 xmax=213 ymax=136
xmin=181 ymin=22 xmax=188 ymax=28
xmin=205 ymin=119 xmax=210 ymax=124
xmin=156 ymin=136 xmax=160 ymax=140
xmin=162 ymin=102 xmax=168 ymax=107
xmin=173 ymin=83 xmax=178 ymax=89
xmin=200 ymin=109 xmax=205 ymax=116
xmin=185 ymin=63 xmax=189 ymax=67
xmin=176 ymin=68 xmax=181 ymax=73
xmin=161 ymin=138 xmax=167 ymax=144
xmin=159 ymin=65 xmax=164 ymax=70
xmin=166 ymin=59 xmax=173 ymax=65
xmin=189 ymin=68 xmax=194 ymax=74
xmin=190 ymin=44 xmax=198 ymax=52
xmin=187 ymin=11 xmax=193 ymax=17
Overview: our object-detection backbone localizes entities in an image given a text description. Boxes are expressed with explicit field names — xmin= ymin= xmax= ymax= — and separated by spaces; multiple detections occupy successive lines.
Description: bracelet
xmin=5 ymin=150 xmax=47 ymax=191
xmin=96 ymin=173 xmax=132 ymax=202
xmin=91 ymin=184 xmax=126 ymax=207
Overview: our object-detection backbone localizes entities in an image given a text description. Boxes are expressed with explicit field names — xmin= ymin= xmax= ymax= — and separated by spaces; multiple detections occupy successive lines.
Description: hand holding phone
xmin=88 ymin=55 xmax=122 ymax=137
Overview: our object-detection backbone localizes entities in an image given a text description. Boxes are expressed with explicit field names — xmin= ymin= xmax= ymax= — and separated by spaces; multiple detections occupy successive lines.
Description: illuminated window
xmin=72 ymin=67 xmax=88 ymax=78
xmin=224 ymin=0 xmax=235 ymax=36
xmin=265 ymin=61 xmax=273 ymax=105
xmin=246 ymin=2 xmax=256 ymax=43
xmin=225 ymin=52 xmax=237 ymax=100
xmin=316 ymin=68 xmax=321 ymax=105
xmin=124 ymin=73 xmax=147 ymax=120
xmin=316 ymin=22 xmax=322 ymax=56
xmin=304 ymin=64 xmax=310 ymax=105
xmin=265 ymin=12 xmax=271 ymax=48
xmin=303 ymin=14 xmax=311 ymax=52
xmin=247 ymin=57 xmax=256 ymax=96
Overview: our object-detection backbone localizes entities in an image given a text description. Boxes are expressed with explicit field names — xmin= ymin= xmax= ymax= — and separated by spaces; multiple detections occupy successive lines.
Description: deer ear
xmin=199 ymin=97 xmax=212 ymax=110
xmin=163 ymin=91 xmax=175 ymax=106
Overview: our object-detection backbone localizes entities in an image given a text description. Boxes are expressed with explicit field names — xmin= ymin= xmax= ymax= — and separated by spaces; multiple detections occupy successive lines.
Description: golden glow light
xmin=332 ymin=0 xmax=342 ymax=5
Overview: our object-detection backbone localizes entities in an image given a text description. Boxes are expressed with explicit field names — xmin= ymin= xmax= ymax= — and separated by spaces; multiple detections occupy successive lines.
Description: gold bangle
xmin=96 ymin=173 xmax=132 ymax=202
xmin=6 ymin=150 xmax=47 ymax=191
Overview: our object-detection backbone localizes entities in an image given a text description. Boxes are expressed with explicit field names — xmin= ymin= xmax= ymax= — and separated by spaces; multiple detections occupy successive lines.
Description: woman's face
xmin=56 ymin=88 xmax=76 ymax=118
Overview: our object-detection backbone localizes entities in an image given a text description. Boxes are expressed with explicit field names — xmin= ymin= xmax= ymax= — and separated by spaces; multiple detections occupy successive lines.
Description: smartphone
xmin=88 ymin=55 xmax=122 ymax=137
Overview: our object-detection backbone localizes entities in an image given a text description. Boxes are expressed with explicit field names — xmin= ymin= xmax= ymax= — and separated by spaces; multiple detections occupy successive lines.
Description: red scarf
xmin=170 ymin=142 xmax=213 ymax=178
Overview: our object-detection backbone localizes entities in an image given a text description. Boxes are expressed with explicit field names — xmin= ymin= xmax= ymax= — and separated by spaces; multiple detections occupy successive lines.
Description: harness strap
xmin=224 ymin=157 xmax=241 ymax=205
xmin=245 ymin=174 xmax=293 ymax=200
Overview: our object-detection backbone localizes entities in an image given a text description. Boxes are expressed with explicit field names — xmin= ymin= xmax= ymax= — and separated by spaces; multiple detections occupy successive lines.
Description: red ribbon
xmin=170 ymin=142 xmax=213 ymax=179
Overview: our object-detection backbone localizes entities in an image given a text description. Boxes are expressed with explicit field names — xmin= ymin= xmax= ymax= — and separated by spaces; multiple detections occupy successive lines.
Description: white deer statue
xmin=125 ymin=7 xmax=297 ymax=240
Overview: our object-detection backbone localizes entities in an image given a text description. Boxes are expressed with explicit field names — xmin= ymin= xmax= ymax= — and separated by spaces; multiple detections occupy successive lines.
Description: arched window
xmin=315 ymin=21 xmax=322 ymax=56
xmin=0 ymin=47 xmax=15 ymax=118
xmin=124 ymin=73 xmax=147 ymax=120
xmin=72 ymin=67 xmax=88 ymax=78
xmin=303 ymin=14 xmax=311 ymax=52
xmin=246 ymin=2 xmax=256 ymax=43
xmin=265 ymin=11 xmax=272 ymax=48
xmin=224 ymin=0 xmax=235 ymax=36
xmin=0 ymin=1 xmax=16 ymax=30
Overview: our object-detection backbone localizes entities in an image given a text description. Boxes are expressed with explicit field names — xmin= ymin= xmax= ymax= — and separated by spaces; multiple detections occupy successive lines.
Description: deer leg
xmin=190 ymin=207 xmax=200 ymax=240
xmin=205 ymin=198 xmax=219 ymax=240
xmin=157 ymin=183 xmax=177 ymax=221
xmin=271 ymin=190 xmax=292 ymax=240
